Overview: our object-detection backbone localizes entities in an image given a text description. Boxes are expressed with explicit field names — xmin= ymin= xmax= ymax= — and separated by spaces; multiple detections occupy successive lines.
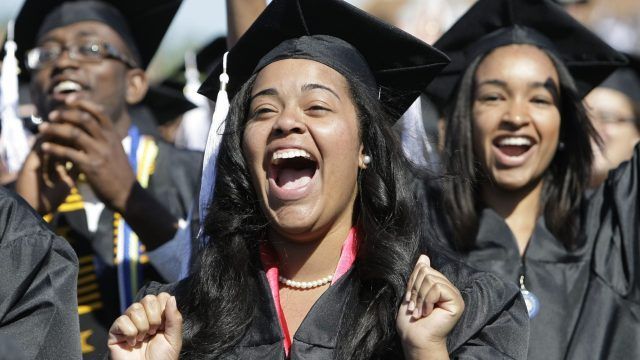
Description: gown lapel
xmin=463 ymin=208 xmax=591 ymax=359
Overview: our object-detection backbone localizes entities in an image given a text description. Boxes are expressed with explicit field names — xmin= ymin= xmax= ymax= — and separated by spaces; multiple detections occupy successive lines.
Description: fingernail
xmin=65 ymin=94 xmax=77 ymax=103
xmin=39 ymin=122 xmax=49 ymax=130
xmin=41 ymin=142 xmax=50 ymax=151
xmin=49 ymin=111 xmax=58 ymax=120
xmin=405 ymin=292 xmax=411 ymax=302
xmin=408 ymin=300 xmax=415 ymax=311
xmin=413 ymin=306 xmax=422 ymax=319
xmin=419 ymin=254 xmax=431 ymax=266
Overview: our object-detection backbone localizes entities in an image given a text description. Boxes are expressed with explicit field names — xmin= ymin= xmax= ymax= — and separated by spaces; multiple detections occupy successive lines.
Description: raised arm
xmin=226 ymin=0 xmax=267 ymax=47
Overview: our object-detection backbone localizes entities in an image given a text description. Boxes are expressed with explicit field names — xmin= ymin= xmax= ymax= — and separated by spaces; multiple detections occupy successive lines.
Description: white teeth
xmin=498 ymin=137 xmax=532 ymax=146
xmin=271 ymin=149 xmax=313 ymax=164
xmin=53 ymin=80 xmax=82 ymax=94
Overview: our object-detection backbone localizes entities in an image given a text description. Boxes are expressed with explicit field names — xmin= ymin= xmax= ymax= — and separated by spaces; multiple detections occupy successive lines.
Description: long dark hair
xmin=179 ymin=69 xmax=430 ymax=359
xmin=441 ymin=47 xmax=597 ymax=251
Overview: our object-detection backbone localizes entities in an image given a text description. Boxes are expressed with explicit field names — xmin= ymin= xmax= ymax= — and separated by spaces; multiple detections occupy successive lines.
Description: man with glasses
xmin=587 ymin=54 xmax=640 ymax=188
xmin=13 ymin=1 xmax=201 ymax=358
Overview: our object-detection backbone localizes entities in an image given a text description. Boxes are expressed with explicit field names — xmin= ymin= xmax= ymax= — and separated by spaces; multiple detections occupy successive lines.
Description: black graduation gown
xmin=0 ymin=187 xmax=81 ymax=359
xmin=141 ymin=258 xmax=529 ymax=359
xmin=49 ymin=139 xmax=201 ymax=359
xmin=456 ymin=144 xmax=640 ymax=359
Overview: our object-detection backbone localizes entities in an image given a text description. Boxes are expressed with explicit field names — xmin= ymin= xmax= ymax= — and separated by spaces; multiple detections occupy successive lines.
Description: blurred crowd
xmin=0 ymin=0 xmax=639 ymax=359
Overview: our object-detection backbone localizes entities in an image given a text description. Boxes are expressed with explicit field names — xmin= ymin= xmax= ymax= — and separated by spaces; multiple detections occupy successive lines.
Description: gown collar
xmin=259 ymin=228 xmax=359 ymax=357
xmin=474 ymin=208 xmax=586 ymax=263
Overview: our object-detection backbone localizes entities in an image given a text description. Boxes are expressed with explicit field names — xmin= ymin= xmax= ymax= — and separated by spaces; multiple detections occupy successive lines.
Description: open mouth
xmin=51 ymin=80 xmax=83 ymax=96
xmin=493 ymin=136 xmax=534 ymax=157
xmin=269 ymin=149 xmax=318 ymax=196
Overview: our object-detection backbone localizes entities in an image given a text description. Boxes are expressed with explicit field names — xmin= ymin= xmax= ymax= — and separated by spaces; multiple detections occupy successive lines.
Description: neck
xmin=481 ymin=179 xmax=544 ymax=254
xmin=269 ymin=217 xmax=352 ymax=282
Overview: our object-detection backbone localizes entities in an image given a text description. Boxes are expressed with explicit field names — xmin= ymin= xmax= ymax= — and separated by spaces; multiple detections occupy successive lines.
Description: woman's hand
xmin=108 ymin=293 xmax=183 ymax=360
xmin=396 ymin=255 xmax=465 ymax=360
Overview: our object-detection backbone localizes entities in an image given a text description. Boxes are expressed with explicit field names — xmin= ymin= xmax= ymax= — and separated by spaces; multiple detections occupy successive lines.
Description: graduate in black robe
xmin=13 ymin=0 xmax=201 ymax=357
xmin=587 ymin=54 xmax=640 ymax=188
xmin=107 ymin=0 xmax=530 ymax=358
xmin=424 ymin=0 xmax=638 ymax=358
xmin=0 ymin=187 xmax=80 ymax=359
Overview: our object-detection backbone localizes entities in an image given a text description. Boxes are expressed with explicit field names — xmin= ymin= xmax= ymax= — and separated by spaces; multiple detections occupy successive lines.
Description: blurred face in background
xmin=586 ymin=87 xmax=640 ymax=187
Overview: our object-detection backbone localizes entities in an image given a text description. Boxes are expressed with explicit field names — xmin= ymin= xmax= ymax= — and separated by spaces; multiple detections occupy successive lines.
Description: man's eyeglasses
xmin=26 ymin=40 xmax=138 ymax=71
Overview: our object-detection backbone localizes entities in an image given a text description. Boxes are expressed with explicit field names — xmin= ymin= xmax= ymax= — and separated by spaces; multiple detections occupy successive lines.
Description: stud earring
xmin=558 ymin=142 xmax=565 ymax=151
xmin=363 ymin=155 xmax=372 ymax=165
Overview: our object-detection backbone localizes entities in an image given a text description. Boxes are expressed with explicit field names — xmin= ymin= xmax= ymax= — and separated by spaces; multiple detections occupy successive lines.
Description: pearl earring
xmin=363 ymin=155 xmax=372 ymax=165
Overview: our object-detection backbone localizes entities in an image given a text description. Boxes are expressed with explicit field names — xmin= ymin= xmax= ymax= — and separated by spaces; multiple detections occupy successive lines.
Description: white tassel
xmin=0 ymin=20 xmax=30 ymax=173
xmin=198 ymin=52 xmax=230 ymax=227
xmin=175 ymin=50 xmax=211 ymax=152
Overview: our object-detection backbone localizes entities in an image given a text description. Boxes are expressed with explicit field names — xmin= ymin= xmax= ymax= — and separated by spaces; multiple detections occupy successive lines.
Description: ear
xmin=358 ymin=144 xmax=367 ymax=169
xmin=124 ymin=68 xmax=149 ymax=105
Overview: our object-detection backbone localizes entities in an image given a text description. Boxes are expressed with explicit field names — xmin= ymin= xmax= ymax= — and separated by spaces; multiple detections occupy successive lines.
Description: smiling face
xmin=472 ymin=44 xmax=561 ymax=191
xmin=30 ymin=21 xmax=145 ymax=122
xmin=243 ymin=59 xmax=365 ymax=242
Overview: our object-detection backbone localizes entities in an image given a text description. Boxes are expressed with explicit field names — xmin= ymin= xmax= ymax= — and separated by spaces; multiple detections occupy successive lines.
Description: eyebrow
xmin=38 ymin=30 xmax=99 ymax=45
xmin=301 ymin=83 xmax=341 ymax=101
xmin=250 ymin=88 xmax=279 ymax=103
xmin=250 ymin=83 xmax=341 ymax=103
xmin=476 ymin=78 xmax=560 ymax=99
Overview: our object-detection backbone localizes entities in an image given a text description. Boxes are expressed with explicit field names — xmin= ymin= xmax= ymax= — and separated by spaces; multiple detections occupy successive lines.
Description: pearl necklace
xmin=278 ymin=274 xmax=333 ymax=289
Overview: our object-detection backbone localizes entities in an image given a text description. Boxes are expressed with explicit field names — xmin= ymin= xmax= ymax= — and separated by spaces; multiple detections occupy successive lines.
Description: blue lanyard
xmin=118 ymin=125 xmax=142 ymax=311
xmin=127 ymin=125 xmax=140 ymax=175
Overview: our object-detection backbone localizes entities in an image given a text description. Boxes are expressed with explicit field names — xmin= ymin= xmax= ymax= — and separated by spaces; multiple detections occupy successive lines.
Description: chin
xmin=492 ymin=172 xmax=536 ymax=192
xmin=269 ymin=206 xmax=318 ymax=233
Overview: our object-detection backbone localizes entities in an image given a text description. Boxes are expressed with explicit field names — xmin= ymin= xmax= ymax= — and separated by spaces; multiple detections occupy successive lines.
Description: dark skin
xmin=226 ymin=0 xmax=266 ymax=47
xmin=16 ymin=21 xmax=178 ymax=250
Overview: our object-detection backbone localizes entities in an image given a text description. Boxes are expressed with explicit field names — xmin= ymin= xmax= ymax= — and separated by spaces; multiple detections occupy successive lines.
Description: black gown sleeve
xmin=438 ymin=260 xmax=530 ymax=359
xmin=0 ymin=188 xmax=81 ymax=359
xmin=586 ymin=142 xmax=640 ymax=301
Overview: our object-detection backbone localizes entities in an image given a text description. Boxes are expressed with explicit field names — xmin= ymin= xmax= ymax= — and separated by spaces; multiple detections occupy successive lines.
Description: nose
xmin=51 ymin=46 xmax=80 ymax=70
xmin=272 ymin=108 xmax=305 ymax=137
xmin=502 ymin=99 xmax=530 ymax=128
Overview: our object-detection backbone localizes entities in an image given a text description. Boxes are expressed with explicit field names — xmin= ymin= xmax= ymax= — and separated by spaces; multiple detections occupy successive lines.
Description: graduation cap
xmin=13 ymin=0 xmax=182 ymax=72
xmin=198 ymin=0 xmax=450 ymax=120
xmin=142 ymin=84 xmax=196 ymax=125
xmin=195 ymin=37 xmax=228 ymax=77
xmin=164 ymin=36 xmax=227 ymax=85
xmin=195 ymin=0 xmax=450 ymax=229
xmin=425 ymin=0 xmax=627 ymax=106
xmin=599 ymin=53 xmax=640 ymax=104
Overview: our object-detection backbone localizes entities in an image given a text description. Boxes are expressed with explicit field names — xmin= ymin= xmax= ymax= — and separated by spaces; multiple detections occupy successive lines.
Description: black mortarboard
xmin=14 ymin=0 xmax=182 ymax=70
xmin=198 ymin=0 xmax=450 ymax=120
xmin=599 ymin=53 xmax=640 ymax=104
xmin=425 ymin=0 xmax=626 ymax=106
xmin=143 ymin=84 xmax=196 ymax=125
xmin=195 ymin=37 xmax=228 ymax=77
xmin=163 ymin=36 xmax=227 ymax=85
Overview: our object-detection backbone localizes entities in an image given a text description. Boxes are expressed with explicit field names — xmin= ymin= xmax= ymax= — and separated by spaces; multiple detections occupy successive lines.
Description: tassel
xmin=175 ymin=50 xmax=211 ymax=151
xmin=198 ymin=52 xmax=230 ymax=228
xmin=0 ymin=20 xmax=30 ymax=173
